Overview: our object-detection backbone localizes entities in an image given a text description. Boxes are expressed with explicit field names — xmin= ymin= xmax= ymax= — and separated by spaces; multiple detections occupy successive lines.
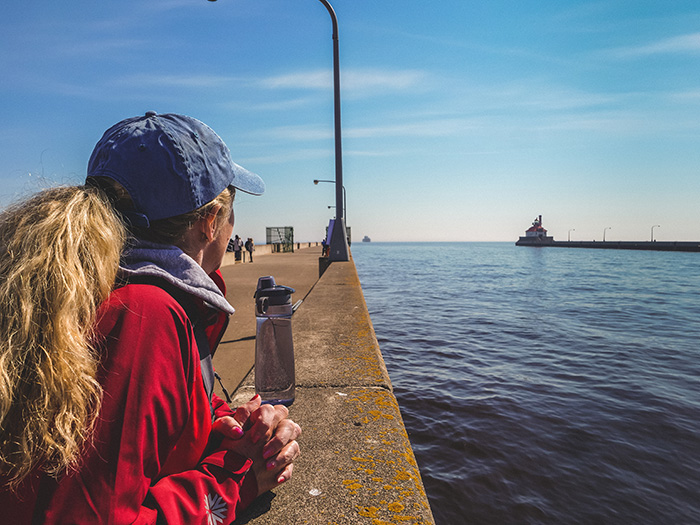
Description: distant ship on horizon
xmin=362 ymin=235 xmax=371 ymax=242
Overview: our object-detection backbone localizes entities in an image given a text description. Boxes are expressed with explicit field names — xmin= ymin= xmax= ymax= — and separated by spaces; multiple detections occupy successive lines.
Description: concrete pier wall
xmin=516 ymin=239 xmax=700 ymax=252
xmin=215 ymin=246 xmax=435 ymax=524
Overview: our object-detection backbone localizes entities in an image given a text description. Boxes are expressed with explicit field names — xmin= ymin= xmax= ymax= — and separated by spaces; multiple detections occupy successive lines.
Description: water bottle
xmin=254 ymin=276 xmax=296 ymax=406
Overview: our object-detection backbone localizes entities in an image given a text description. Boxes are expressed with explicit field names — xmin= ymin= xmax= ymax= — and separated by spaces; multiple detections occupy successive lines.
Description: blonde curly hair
xmin=0 ymin=186 xmax=125 ymax=487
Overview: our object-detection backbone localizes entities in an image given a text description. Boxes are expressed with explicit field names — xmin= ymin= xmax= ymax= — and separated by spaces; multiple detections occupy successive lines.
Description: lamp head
xmin=314 ymin=180 xmax=320 ymax=185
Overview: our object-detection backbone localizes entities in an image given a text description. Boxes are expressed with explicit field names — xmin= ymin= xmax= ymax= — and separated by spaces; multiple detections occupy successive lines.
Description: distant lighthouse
xmin=516 ymin=215 xmax=554 ymax=245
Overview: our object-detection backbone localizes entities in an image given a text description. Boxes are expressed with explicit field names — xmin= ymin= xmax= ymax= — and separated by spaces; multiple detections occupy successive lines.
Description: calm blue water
xmin=351 ymin=242 xmax=700 ymax=525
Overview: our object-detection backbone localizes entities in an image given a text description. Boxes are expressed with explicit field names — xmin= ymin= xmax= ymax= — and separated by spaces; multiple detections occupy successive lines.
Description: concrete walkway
xmin=215 ymin=246 xmax=325 ymax=391
xmin=213 ymin=246 xmax=435 ymax=525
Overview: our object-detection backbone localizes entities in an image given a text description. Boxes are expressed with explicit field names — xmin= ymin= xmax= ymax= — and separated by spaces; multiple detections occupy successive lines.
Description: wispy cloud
xmin=259 ymin=68 xmax=426 ymax=94
xmin=104 ymin=68 xmax=425 ymax=97
xmin=670 ymin=89 xmax=700 ymax=101
xmin=489 ymin=84 xmax=620 ymax=112
xmin=345 ymin=119 xmax=469 ymax=139
xmin=259 ymin=117 xmax=474 ymax=143
xmin=263 ymin=125 xmax=332 ymax=142
xmin=260 ymin=71 xmax=330 ymax=90
xmin=114 ymin=73 xmax=238 ymax=89
xmin=610 ymin=32 xmax=700 ymax=58
xmin=343 ymin=69 xmax=426 ymax=91
xmin=221 ymin=97 xmax=318 ymax=112
xmin=12 ymin=72 xmax=239 ymax=101
xmin=240 ymin=148 xmax=333 ymax=165
xmin=434 ymin=79 xmax=625 ymax=118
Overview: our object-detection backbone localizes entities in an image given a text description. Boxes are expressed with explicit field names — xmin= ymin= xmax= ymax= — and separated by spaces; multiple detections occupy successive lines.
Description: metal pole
xmin=317 ymin=0 xmax=344 ymax=224
xmin=651 ymin=225 xmax=660 ymax=241
xmin=568 ymin=229 xmax=575 ymax=242
xmin=318 ymin=0 xmax=349 ymax=261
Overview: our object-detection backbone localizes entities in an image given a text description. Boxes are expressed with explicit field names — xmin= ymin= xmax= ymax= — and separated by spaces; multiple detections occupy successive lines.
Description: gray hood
xmin=120 ymin=240 xmax=235 ymax=315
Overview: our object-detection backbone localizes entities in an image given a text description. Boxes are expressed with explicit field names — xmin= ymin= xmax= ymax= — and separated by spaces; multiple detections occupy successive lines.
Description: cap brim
xmin=231 ymin=161 xmax=265 ymax=196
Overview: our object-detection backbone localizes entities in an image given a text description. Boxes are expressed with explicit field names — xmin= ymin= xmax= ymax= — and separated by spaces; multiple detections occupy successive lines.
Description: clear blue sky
xmin=2 ymin=0 xmax=700 ymax=242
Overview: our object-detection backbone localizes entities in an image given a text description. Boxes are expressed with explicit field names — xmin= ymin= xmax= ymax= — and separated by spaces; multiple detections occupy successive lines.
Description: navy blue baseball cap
xmin=87 ymin=111 xmax=264 ymax=227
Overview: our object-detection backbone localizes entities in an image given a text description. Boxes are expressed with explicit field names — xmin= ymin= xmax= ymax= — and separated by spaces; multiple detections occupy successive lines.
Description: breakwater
xmin=215 ymin=246 xmax=435 ymax=524
xmin=516 ymin=239 xmax=700 ymax=252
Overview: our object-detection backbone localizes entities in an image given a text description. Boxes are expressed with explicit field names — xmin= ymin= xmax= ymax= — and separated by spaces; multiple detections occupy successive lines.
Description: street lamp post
xmin=317 ymin=0 xmax=349 ymax=261
xmin=651 ymin=224 xmax=660 ymax=242
xmin=603 ymin=227 xmax=611 ymax=242
xmin=568 ymin=229 xmax=575 ymax=242
xmin=210 ymin=0 xmax=349 ymax=261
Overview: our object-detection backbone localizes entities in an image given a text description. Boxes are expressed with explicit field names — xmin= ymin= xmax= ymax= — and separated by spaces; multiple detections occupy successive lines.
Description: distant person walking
xmin=245 ymin=237 xmax=255 ymax=262
xmin=233 ymin=234 xmax=243 ymax=262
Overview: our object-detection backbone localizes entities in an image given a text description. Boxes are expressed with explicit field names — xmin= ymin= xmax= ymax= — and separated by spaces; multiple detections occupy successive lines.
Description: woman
xmin=0 ymin=112 xmax=300 ymax=523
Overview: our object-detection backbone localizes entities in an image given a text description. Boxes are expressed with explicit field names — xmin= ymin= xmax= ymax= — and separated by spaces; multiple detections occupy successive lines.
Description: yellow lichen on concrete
xmin=343 ymin=479 xmax=364 ymax=493
xmin=394 ymin=470 xmax=412 ymax=482
xmin=399 ymin=451 xmax=418 ymax=467
xmin=334 ymin=388 xmax=433 ymax=522
xmin=356 ymin=504 xmax=423 ymax=525
xmin=388 ymin=502 xmax=405 ymax=513
xmin=357 ymin=506 xmax=380 ymax=518
xmin=368 ymin=409 xmax=395 ymax=421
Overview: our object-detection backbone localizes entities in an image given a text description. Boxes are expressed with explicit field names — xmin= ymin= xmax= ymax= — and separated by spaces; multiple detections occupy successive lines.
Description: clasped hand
xmin=212 ymin=394 xmax=301 ymax=495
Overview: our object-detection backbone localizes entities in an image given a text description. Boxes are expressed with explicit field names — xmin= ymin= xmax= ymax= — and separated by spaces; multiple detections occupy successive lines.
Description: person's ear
xmin=199 ymin=204 xmax=222 ymax=242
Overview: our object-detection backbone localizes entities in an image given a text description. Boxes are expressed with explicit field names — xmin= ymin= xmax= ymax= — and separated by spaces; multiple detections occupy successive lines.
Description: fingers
xmin=220 ymin=397 xmax=302 ymax=480
xmin=215 ymin=394 xmax=264 ymax=441
xmin=275 ymin=462 xmax=294 ymax=485
xmin=252 ymin=451 xmax=297 ymax=495
xmin=247 ymin=403 xmax=289 ymax=444
xmin=233 ymin=394 xmax=262 ymax=429
xmin=262 ymin=419 xmax=302 ymax=460
xmin=212 ymin=415 xmax=244 ymax=440
xmin=264 ymin=438 xmax=301 ymax=475
xmin=239 ymin=406 xmax=300 ymax=496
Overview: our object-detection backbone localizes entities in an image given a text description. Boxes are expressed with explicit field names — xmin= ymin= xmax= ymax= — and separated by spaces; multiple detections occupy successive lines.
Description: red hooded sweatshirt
xmin=1 ymin=273 xmax=257 ymax=524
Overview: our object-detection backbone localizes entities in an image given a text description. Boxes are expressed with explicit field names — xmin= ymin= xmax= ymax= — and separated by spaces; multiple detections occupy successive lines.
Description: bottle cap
xmin=254 ymin=275 xmax=295 ymax=303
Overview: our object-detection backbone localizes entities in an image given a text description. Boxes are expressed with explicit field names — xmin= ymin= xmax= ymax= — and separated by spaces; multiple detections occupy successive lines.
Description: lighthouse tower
xmin=516 ymin=215 xmax=554 ymax=245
